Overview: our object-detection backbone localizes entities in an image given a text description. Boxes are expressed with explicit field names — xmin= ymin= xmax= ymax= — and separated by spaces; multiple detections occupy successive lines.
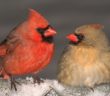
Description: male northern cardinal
xmin=0 ymin=9 xmax=56 ymax=90
xmin=57 ymin=24 xmax=110 ymax=89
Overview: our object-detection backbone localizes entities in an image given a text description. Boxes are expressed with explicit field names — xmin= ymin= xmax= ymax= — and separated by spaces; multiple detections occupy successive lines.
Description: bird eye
xmin=78 ymin=34 xmax=84 ymax=40
xmin=74 ymin=33 xmax=84 ymax=41
xmin=37 ymin=28 xmax=44 ymax=34
xmin=36 ymin=25 xmax=51 ymax=34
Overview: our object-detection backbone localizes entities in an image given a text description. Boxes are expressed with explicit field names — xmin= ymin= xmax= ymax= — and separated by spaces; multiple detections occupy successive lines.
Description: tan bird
xmin=57 ymin=24 xmax=110 ymax=89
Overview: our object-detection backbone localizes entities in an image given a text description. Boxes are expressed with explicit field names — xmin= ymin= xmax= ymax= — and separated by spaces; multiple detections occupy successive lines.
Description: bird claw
xmin=36 ymin=78 xmax=44 ymax=84
xmin=10 ymin=77 xmax=21 ymax=91
xmin=90 ymin=87 xmax=94 ymax=92
xmin=86 ymin=86 xmax=94 ymax=92
xmin=33 ymin=76 xmax=44 ymax=84
xmin=11 ymin=81 xmax=17 ymax=91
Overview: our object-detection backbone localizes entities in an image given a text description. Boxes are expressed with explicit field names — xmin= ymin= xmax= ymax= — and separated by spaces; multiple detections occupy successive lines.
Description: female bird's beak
xmin=44 ymin=28 xmax=57 ymax=37
xmin=66 ymin=34 xmax=78 ymax=42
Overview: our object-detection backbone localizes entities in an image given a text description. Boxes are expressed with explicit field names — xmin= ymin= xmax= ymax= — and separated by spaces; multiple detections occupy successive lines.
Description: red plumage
xmin=0 ymin=9 xmax=56 ymax=80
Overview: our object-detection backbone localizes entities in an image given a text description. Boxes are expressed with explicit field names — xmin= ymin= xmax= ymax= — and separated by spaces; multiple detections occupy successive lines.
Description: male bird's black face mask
xmin=36 ymin=25 xmax=56 ymax=43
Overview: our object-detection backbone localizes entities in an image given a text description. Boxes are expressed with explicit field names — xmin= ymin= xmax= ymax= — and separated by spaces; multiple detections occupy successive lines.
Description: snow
xmin=0 ymin=77 xmax=110 ymax=96
xmin=86 ymin=90 xmax=109 ymax=96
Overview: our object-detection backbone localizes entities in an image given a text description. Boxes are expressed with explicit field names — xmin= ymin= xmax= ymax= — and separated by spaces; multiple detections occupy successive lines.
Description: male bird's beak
xmin=44 ymin=28 xmax=57 ymax=37
xmin=66 ymin=34 xmax=78 ymax=42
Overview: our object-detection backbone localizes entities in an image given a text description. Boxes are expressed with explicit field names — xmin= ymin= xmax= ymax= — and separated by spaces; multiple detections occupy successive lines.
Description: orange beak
xmin=66 ymin=34 xmax=78 ymax=42
xmin=44 ymin=28 xmax=57 ymax=37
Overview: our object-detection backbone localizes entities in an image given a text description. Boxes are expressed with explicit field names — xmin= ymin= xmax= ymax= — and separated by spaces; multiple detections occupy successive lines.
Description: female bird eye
xmin=78 ymin=34 xmax=84 ymax=40
xmin=75 ymin=33 xmax=84 ymax=40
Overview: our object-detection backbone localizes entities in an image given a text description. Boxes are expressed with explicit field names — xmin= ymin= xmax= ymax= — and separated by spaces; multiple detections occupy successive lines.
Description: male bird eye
xmin=36 ymin=25 xmax=51 ymax=34
xmin=37 ymin=28 xmax=45 ymax=34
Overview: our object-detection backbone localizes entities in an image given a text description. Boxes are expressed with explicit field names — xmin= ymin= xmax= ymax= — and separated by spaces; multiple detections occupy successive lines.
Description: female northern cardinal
xmin=57 ymin=24 xmax=110 ymax=89
xmin=0 ymin=9 xmax=56 ymax=90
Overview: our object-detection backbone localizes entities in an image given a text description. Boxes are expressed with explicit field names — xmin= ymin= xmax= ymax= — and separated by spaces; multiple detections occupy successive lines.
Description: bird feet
xmin=85 ymin=78 xmax=95 ymax=92
xmin=10 ymin=76 xmax=21 ymax=91
xmin=88 ymin=87 xmax=94 ymax=92
xmin=33 ymin=75 xmax=44 ymax=84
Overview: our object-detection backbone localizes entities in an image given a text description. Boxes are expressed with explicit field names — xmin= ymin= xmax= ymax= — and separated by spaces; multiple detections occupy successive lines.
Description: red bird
xmin=0 ymin=9 xmax=56 ymax=89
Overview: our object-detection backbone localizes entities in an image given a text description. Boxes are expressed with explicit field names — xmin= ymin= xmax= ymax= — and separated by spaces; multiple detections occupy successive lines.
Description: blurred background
xmin=0 ymin=0 xmax=110 ymax=79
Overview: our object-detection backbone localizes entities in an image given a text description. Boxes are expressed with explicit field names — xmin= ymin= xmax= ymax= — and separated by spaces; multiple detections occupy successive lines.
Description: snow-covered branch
xmin=0 ymin=77 xmax=110 ymax=96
